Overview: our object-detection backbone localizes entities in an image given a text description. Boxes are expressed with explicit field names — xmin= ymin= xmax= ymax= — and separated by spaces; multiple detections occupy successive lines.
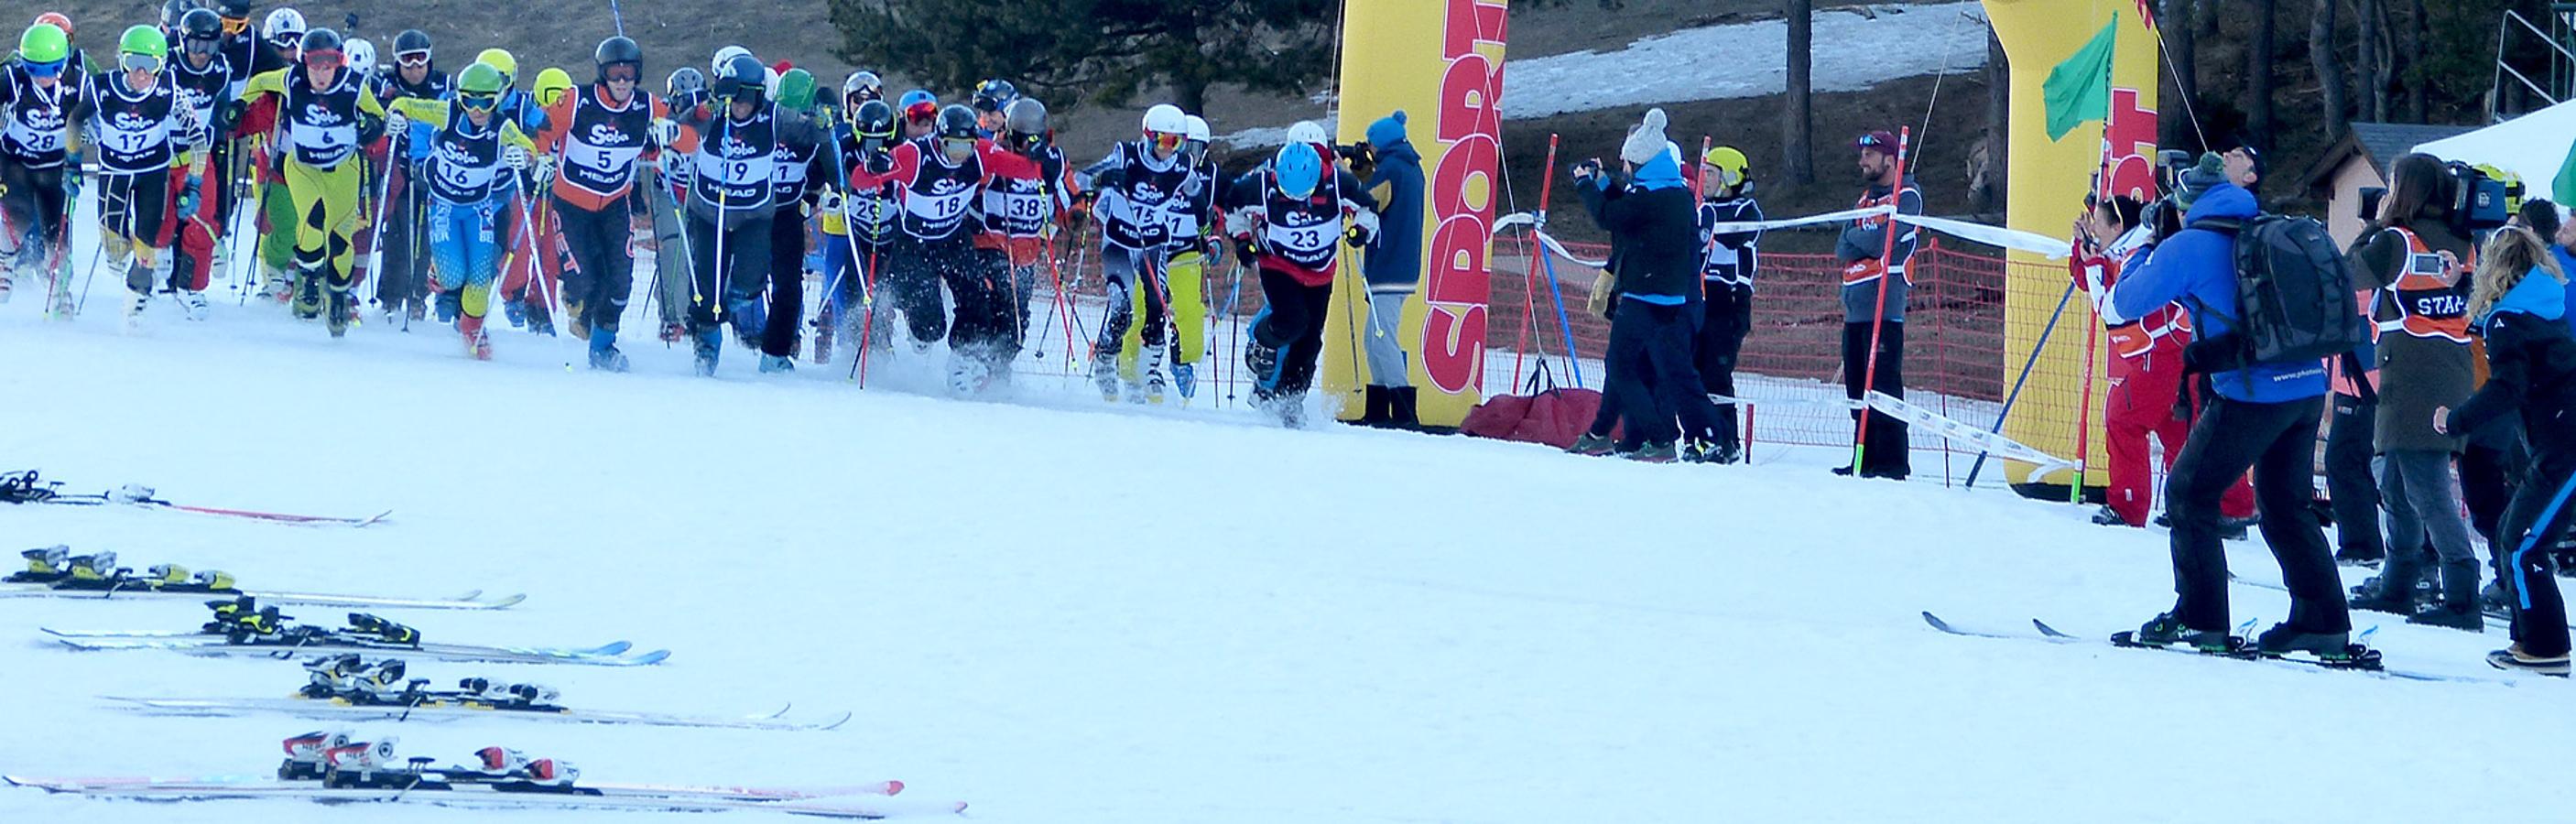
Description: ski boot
xmin=1567 ymin=432 xmax=1617 ymax=457
xmin=460 ymin=314 xmax=494 ymax=361
xmin=260 ymin=266 xmax=296 ymax=304
xmin=1174 ymin=362 xmax=1197 ymax=401
xmin=324 ymin=288 xmax=353 ymax=338
xmin=1092 ymin=349 xmax=1121 ymax=401
xmin=1679 ymin=439 xmax=1720 ymax=464
xmin=659 ymin=320 xmax=687 ymax=343
xmin=811 ymin=321 xmax=833 ymax=364
xmin=564 ymin=299 xmax=588 ymax=341
xmin=0 ymin=275 xmax=11 ymax=304
xmin=692 ymin=328 xmax=723 ymax=376
xmin=122 ymin=287 xmax=149 ymax=333
xmin=524 ymin=300 xmax=557 ymax=336
xmin=2114 ymin=612 xmax=2234 ymax=653
xmin=1274 ymin=391 xmax=1309 ymax=428
xmin=2405 ymin=604 xmax=2484 ymax=632
xmin=758 ymin=353 xmax=797 ymax=374
xmin=2253 ymin=623 xmax=2360 ymax=662
xmin=2487 ymin=645 xmax=2573 ymax=677
xmin=291 ymin=266 xmax=325 ymax=320
xmin=177 ymin=288 xmax=209 ymax=320
xmin=501 ymin=295 xmax=528 ymax=329
xmin=1136 ymin=343 xmax=1168 ymax=405
xmin=278 ymin=729 xmax=355 ymax=781
xmin=2092 ymin=505 xmax=2130 ymax=527
xmin=726 ymin=297 xmax=766 ymax=350
xmin=434 ymin=290 xmax=462 ymax=324
xmin=586 ymin=330 xmax=629 ymax=373
xmin=1710 ymin=440 xmax=1743 ymax=465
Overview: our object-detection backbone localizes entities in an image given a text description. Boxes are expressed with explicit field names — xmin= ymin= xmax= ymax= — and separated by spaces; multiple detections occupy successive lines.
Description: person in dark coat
xmin=1562 ymin=108 xmax=1724 ymax=462
xmin=1693 ymin=145 xmax=1760 ymax=464
xmin=1833 ymin=129 xmax=1921 ymax=480
xmin=1354 ymin=110 xmax=1425 ymax=427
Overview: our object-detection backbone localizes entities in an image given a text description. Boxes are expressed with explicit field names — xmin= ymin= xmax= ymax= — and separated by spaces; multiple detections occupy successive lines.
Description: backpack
xmin=1459 ymin=362 xmax=1610 ymax=449
xmin=2188 ymin=214 xmax=2365 ymax=368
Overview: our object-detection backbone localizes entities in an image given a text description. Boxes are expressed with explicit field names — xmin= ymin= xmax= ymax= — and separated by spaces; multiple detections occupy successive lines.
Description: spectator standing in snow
xmin=1564 ymin=108 xmax=1724 ymax=463
xmin=2074 ymin=191 xmax=2254 ymax=531
xmin=2440 ymin=227 xmax=2576 ymax=674
xmin=1692 ymin=146 xmax=1759 ymax=464
xmin=1353 ymin=110 xmax=1425 ymax=428
xmin=1833 ymin=130 xmax=1919 ymax=480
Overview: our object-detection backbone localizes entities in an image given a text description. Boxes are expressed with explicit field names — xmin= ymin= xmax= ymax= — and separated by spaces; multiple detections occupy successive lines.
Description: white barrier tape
xmin=1501 ymin=208 xmax=2071 ymax=263
xmin=1703 ymin=391 xmax=2077 ymax=472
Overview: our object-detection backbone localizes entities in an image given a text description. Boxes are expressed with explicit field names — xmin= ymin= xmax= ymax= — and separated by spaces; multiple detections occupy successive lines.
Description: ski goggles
xmin=120 ymin=52 xmax=165 ymax=72
xmin=940 ymin=136 xmax=978 ymax=155
xmin=303 ymin=49 xmax=345 ymax=70
xmin=184 ymin=35 xmax=224 ymax=56
xmin=903 ymin=101 xmax=936 ymax=123
xmin=24 ymin=60 xmax=66 ymax=79
xmin=601 ymin=63 xmax=640 ymax=83
xmin=457 ymin=92 xmax=501 ymax=112
xmin=395 ymin=49 xmax=430 ymax=69
xmin=222 ymin=16 xmax=252 ymax=36
xmin=1147 ymin=131 xmax=1184 ymax=152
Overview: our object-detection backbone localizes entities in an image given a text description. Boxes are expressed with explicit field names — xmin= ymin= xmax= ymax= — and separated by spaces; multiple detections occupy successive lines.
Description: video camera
xmin=2444 ymin=161 xmax=2514 ymax=233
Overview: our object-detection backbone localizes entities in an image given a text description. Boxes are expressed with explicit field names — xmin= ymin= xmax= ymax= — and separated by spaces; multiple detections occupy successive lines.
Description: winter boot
xmin=691 ymin=328 xmax=722 ymax=376
xmin=177 ymin=288 xmax=209 ymax=320
xmin=324 ymin=289 xmax=353 ymax=338
xmin=1625 ymin=441 xmax=1679 ymax=463
xmin=1388 ymin=386 xmax=1420 ymax=428
xmin=758 ymin=354 xmax=796 ymax=374
xmin=2486 ymin=645 xmax=2573 ymax=676
xmin=1358 ymin=385 xmax=1390 ymax=426
xmin=2130 ymin=612 xmax=2233 ymax=652
xmin=1568 ymin=432 xmax=1617 ymax=457
xmin=586 ymin=329 xmax=628 ymax=373
xmin=2254 ymin=623 xmax=2353 ymax=659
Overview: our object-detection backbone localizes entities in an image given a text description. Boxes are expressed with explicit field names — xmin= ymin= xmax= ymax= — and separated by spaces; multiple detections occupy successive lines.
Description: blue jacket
xmin=2555 ymin=244 xmax=2576 ymax=335
xmin=2104 ymin=182 xmax=2329 ymax=402
xmin=2453 ymin=270 xmax=2576 ymax=469
xmin=1359 ymin=128 xmax=1423 ymax=289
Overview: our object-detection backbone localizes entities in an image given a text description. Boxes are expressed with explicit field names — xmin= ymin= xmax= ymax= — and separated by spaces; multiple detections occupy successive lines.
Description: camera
xmin=2445 ymin=161 xmax=2511 ymax=233
xmin=2359 ymin=186 xmax=2387 ymax=222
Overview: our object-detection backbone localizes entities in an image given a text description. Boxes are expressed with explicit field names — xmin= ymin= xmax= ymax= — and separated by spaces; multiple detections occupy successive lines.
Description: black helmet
xmin=391 ymin=28 xmax=430 ymax=60
xmin=853 ymin=99 xmax=895 ymax=145
xmin=593 ymin=35 xmax=640 ymax=75
xmin=971 ymin=78 xmax=1016 ymax=114
xmin=162 ymin=0 xmax=201 ymax=31
xmin=218 ymin=0 xmax=252 ymax=18
xmin=299 ymin=27 xmax=344 ymax=60
xmin=711 ymin=53 xmax=766 ymax=104
xmin=936 ymin=103 xmax=978 ymax=140
xmin=180 ymin=8 xmax=223 ymax=41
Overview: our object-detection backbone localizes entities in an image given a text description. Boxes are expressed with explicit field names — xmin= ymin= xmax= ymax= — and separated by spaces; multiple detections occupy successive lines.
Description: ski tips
xmin=884 ymin=779 xmax=904 ymax=796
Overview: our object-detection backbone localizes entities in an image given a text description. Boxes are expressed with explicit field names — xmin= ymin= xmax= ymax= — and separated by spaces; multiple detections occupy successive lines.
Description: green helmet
xmin=119 ymin=25 xmax=167 ymax=62
xmin=18 ymin=22 xmax=70 ymax=64
xmin=777 ymin=68 xmax=815 ymax=112
xmin=457 ymin=60 xmax=505 ymax=96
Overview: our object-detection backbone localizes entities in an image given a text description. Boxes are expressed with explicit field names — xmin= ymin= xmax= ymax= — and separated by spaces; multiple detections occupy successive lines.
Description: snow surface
xmin=5 ymin=197 xmax=2574 ymax=824
xmin=1222 ymin=2 xmax=1991 ymax=146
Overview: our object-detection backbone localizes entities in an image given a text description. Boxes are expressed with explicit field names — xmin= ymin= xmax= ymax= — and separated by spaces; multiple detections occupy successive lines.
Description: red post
xmin=1515 ymin=134 xmax=1560 ymax=391
xmin=1852 ymin=127 xmax=1912 ymax=475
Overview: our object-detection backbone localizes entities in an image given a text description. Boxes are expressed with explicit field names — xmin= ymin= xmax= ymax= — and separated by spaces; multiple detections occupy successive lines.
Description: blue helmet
xmin=1273 ymin=142 xmax=1322 ymax=200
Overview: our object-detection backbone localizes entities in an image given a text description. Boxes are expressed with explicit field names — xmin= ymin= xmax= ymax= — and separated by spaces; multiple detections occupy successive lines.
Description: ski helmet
xmin=455 ymin=60 xmax=505 ymax=97
xmin=33 ymin=12 xmax=72 ymax=40
xmin=1003 ymin=98 xmax=1048 ymax=154
xmin=474 ymin=48 xmax=516 ymax=86
xmin=711 ymin=45 xmax=749 ymax=76
xmin=392 ymin=28 xmax=429 ymax=60
xmin=180 ymin=8 xmax=222 ymax=46
xmin=533 ymin=67 xmax=573 ymax=108
xmin=298 ymin=27 xmax=342 ymax=67
xmin=971 ymin=78 xmax=1016 ymax=113
xmin=261 ymin=8 xmax=302 ymax=48
xmin=897 ymin=89 xmax=937 ymax=125
xmin=18 ymin=20 xmax=70 ymax=64
xmin=776 ymin=68 xmax=815 ymax=113
xmin=1701 ymin=146 xmax=1749 ymax=189
xmin=842 ymin=70 xmax=881 ymax=107
xmin=1141 ymin=103 xmax=1186 ymax=137
xmin=711 ymin=53 xmax=766 ymax=105
xmin=217 ymin=0 xmax=251 ymax=19
xmin=666 ymin=66 xmax=704 ymax=98
xmin=936 ymin=104 xmax=978 ymax=140
xmin=117 ymin=25 xmax=168 ymax=72
xmin=344 ymin=38 xmax=375 ymax=76
xmin=592 ymin=35 xmax=641 ymax=83
xmin=1273 ymin=142 xmax=1322 ymax=200
xmin=1284 ymin=120 xmax=1326 ymax=147
xmin=161 ymin=0 xmax=200 ymax=33
xmin=853 ymin=99 xmax=896 ymax=148
xmin=1183 ymin=115 xmax=1212 ymax=165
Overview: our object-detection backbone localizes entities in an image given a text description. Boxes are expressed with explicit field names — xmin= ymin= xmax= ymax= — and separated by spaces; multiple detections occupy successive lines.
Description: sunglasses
xmin=25 ymin=60 xmax=65 ymax=79
xmin=120 ymin=53 xmax=163 ymax=72
xmin=603 ymin=63 xmax=639 ymax=82
xmin=395 ymin=50 xmax=429 ymax=68
xmin=458 ymin=92 xmax=500 ymax=111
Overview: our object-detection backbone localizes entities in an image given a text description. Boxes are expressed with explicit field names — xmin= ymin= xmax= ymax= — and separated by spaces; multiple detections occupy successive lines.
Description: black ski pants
xmin=1842 ymin=320 xmax=1909 ymax=477
xmin=2168 ymin=394 xmax=2348 ymax=634
xmin=1253 ymin=266 xmax=1332 ymax=395
xmin=684 ymin=211 xmax=772 ymax=342
xmin=1697 ymin=282 xmax=1752 ymax=448
xmin=2502 ymin=458 xmax=2576 ymax=658
xmin=557 ymin=194 xmax=636 ymax=338
xmin=2323 ymin=392 xmax=2384 ymax=559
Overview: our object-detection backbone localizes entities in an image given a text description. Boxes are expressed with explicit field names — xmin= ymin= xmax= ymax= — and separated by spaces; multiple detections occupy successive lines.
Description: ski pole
xmin=2069 ymin=293 xmax=2103 ymax=504
xmin=1963 ymin=279 xmax=2077 ymax=488
xmin=512 ymin=180 xmax=574 ymax=369
xmin=1221 ymin=255 xmax=1245 ymax=407
xmin=364 ymin=141 xmax=397 ymax=309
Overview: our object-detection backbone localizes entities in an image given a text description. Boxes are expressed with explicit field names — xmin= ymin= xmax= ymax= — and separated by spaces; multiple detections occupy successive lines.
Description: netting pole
xmin=1963 ymin=279 xmax=2077 ymax=488
xmin=1516 ymin=134 xmax=1560 ymax=390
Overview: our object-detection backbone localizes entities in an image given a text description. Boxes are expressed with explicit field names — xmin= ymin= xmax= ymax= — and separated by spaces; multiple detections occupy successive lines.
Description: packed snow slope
xmin=2 ymin=294 xmax=2571 ymax=823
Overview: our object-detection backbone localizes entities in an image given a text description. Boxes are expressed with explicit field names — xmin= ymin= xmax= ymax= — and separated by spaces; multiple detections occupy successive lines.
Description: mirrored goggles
xmin=303 ymin=50 xmax=344 ymax=70
xmin=120 ymin=52 xmax=165 ymax=72
xmin=1149 ymin=131 xmax=1183 ymax=151
xmin=25 ymin=60 xmax=66 ymax=79
xmin=940 ymin=136 xmax=977 ymax=155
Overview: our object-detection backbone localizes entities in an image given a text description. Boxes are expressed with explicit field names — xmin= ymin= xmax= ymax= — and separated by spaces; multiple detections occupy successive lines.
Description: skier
xmin=0 ymin=20 xmax=83 ymax=313
xmin=812 ymin=96 xmax=896 ymax=365
xmin=234 ymin=27 xmax=388 ymax=337
xmin=1075 ymin=103 xmax=1194 ymax=402
xmin=530 ymin=35 xmax=672 ymax=372
xmin=1688 ymin=146 xmax=1759 ymax=461
xmin=1116 ymin=112 xmax=1219 ymax=402
xmin=1833 ymin=129 xmax=1920 ymax=480
xmin=755 ymin=67 xmax=823 ymax=372
xmin=165 ymin=9 xmax=236 ymax=319
xmin=1355 ymin=110 xmax=1424 ymax=426
xmin=245 ymin=7 xmax=307 ymax=305
xmin=974 ymin=96 xmax=1073 ymax=375
xmin=2440 ymin=227 xmax=2576 ymax=674
xmin=2087 ymin=176 xmax=2351 ymax=657
xmin=1222 ymin=140 xmax=1378 ymax=427
xmin=71 ymin=25 xmax=211 ymax=329
xmin=896 ymin=90 xmax=935 ymax=140
xmin=841 ymin=70 xmax=881 ymax=109
xmin=378 ymin=61 xmax=538 ymax=359
xmin=668 ymin=53 xmax=823 ymax=376
xmin=847 ymin=103 xmax=998 ymax=389
xmin=371 ymin=27 xmax=447 ymax=324
xmin=969 ymin=78 xmax=1014 ymax=136
xmin=475 ymin=49 xmax=558 ymax=335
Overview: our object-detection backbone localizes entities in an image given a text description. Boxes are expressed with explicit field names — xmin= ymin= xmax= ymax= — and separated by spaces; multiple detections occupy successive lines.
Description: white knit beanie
xmin=1620 ymin=108 xmax=1669 ymax=166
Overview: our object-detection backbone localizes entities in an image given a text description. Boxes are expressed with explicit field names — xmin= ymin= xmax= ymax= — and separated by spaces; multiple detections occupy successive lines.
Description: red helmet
xmin=33 ymin=12 xmax=72 ymax=39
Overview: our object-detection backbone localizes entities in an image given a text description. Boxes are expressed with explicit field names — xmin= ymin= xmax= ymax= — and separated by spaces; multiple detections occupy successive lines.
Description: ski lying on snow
xmin=49 ymin=634 xmax=667 ymax=667
xmin=1918 ymin=612 xmax=2504 ymax=684
xmin=103 ymin=696 xmax=853 ymax=732
xmin=3 ymin=776 xmax=962 ymax=819
xmin=140 ymin=502 xmax=395 ymax=526
xmin=0 ymin=585 xmax=522 ymax=611
xmin=11 ymin=775 xmax=906 ymax=802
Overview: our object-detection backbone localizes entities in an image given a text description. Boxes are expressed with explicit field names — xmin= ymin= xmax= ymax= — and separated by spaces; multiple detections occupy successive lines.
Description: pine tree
xmin=829 ymin=0 xmax=1334 ymax=114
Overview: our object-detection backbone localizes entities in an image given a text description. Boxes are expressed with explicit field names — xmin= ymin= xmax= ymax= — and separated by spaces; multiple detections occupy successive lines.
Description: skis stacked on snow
xmin=46 ymin=596 xmax=668 ymax=667
xmin=104 ymin=654 xmax=848 ymax=731
xmin=5 ymin=732 xmax=962 ymax=819
xmin=1918 ymin=611 xmax=2512 ymax=684
xmin=1 ymin=547 xmax=522 ymax=610
xmin=1 ymin=470 xmax=392 ymax=526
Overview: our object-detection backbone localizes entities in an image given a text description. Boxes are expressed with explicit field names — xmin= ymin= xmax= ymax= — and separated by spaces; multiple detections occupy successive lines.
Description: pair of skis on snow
xmin=7 ymin=757 xmax=958 ymax=819
xmin=1918 ymin=611 xmax=2513 ymax=684
xmin=2 ymin=470 xmax=390 ymax=526
xmin=44 ymin=627 xmax=673 ymax=667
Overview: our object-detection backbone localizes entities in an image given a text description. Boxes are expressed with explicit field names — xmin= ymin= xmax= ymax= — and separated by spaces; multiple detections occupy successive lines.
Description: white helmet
xmin=1184 ymin=115 xmax=1211 ymax=145
xmin=763 ymin=66 xmax=781 ymax=102
xmin=345 ymin=38 xmax=376 ymax=75
xmin=1285 ymin=120 xmax=1327 ymax=146
xmin=263 ymin=8 xmax=306 ymax=43
xmin=712 ymin=46 xmax=750 ymax=76
xmin=1141 ymin=103 xmax=1187 ymax=136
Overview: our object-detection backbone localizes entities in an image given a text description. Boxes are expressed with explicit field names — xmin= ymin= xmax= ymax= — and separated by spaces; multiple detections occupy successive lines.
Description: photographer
xmin=2343 ymin=153 xmax=2482 ymax=630
xmin=1564 ymin=109 xmax=1723 ymax=462
xmin=2077 ymin=191 xmax=2253 ymax=530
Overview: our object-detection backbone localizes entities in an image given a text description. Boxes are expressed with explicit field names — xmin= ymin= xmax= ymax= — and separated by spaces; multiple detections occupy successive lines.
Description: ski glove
xmin=647 ymin=117 xmax=680 ymax=148
xmin=504 ymin=146 xmax=531 ymax=170
xmin=384 ymin=110 xmax=408 ymax=136
xmin=816 ymin=189 xmax=843 ymax=214
xmin=175 ymin=178 xmax=202 ymax=221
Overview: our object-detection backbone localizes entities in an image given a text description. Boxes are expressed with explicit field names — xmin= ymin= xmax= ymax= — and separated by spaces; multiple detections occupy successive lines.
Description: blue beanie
xmin=1366 ymin=110 xmax=1408 ymax=147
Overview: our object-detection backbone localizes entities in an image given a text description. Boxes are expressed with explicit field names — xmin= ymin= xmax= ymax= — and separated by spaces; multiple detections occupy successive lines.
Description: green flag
xmin=2043 ymin=16 xmax=2120 ymax=142
xmin=2554 ymin=136 xmax=2576 ymax=206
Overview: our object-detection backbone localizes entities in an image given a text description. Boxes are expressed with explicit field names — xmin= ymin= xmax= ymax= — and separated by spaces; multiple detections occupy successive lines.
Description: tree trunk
xmin=2355 ymin=0 xmax=2379 ymax=122
xmin=1178 ymin=77 xmax=1209 ymax=116
xmin=2405 ymin=0 xmax=2427 ymax=122
xmin=1977 ymin=28 xmax=2007 ymax=213
xmin=2248 ymin=0 xmax=2276 ymax=151
xmin=1783 ymin=0 xmax=1815 ymax=186
xmin=2164 ymin=0 xmax=2198 ymax=151
xmin=2310 ymin=0 xmax=2348 ymax=142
